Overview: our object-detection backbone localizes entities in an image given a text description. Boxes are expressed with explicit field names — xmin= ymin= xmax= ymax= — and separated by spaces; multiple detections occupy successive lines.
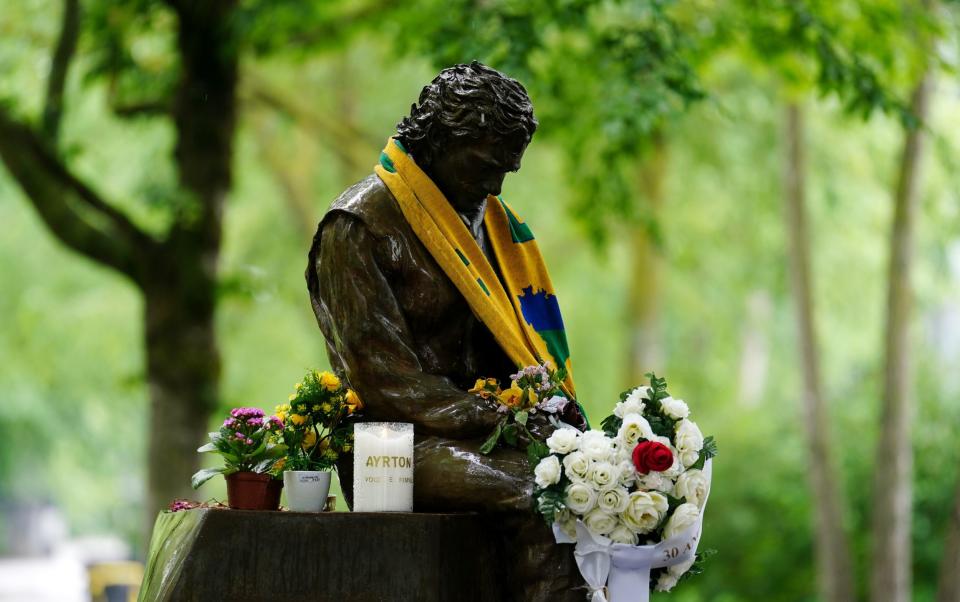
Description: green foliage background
xmin=2 ymin=1 xmax=960 ymax=600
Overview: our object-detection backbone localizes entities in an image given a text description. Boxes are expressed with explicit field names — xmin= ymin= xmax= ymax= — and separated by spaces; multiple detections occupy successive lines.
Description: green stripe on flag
xmin=379 ymin=152 xmax=396 ymax=173
xmin=455 ymin=248 xmax=470 ymax=266
xmin=477 ymin=278 xmax=490 ymax=296
xmin=498 ymin=198 xmax=534 ymax=243
xmin=393 ymin=138 xmax=408 ymax=154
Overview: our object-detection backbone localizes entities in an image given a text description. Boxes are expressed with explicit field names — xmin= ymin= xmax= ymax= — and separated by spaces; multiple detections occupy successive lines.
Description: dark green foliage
xmin=535 ymin=484 xmax=566 ymax=525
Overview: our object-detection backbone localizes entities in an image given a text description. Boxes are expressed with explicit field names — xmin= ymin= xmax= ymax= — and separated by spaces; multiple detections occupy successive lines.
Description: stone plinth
xmin=139 ymin=508 xmax=501 ymax=602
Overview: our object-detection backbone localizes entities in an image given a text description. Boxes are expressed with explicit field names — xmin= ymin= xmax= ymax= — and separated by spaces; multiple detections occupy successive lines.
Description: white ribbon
xmin=553 ymin=460 xmax=712 ymax=602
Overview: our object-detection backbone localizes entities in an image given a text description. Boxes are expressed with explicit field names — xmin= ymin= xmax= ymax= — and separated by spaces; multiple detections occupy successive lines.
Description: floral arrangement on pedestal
xmin=190 ymin=406 xmax=286 ymax=510
xmin=272 ymin=369 xmax=363 ymax=512
xmin=469 ymin=362 xmax=570 ymax=460
xmin=529 ymin=373 xmax=717 ymax=601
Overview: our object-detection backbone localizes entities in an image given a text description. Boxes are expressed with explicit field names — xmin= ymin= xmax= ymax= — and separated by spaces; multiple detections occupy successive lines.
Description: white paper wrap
xmin=553 ymin=460 xmax=712 ymax=602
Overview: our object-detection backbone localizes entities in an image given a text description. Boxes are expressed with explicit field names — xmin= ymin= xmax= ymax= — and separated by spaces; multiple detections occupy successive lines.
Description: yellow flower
xmin=297 ymin=404 xmax=306 ymax=412
xmin=321 ymin=402 xmax=332 ymax=413
xmin=342 ymin=443 xmax=352 ymax=452
xmin=345 ymin=389 xmax=364 ymax=414
xmin=288 ymin=394 xmax=297 ymax=402
xmin=302 ymin=430 xmax=317 ymax=449
xmin=318 ymin=371 xmax=341 ymax=392
xmin=468 ymin=378 xmax=500 ymax=399
xmin=312 ymin=404 xmax=321 ymax=412
xmin=295 ymin=383 xmax=302 ymax=391
xmin=497 ymin=383 xmax=525 ymax=409
xmin=274 ymin=404 xmax=290 ymax=423
xmin=290 ymin=414 xmax=307 ymax=426
xmin=273 ymin=457 xmax=286 ymax=472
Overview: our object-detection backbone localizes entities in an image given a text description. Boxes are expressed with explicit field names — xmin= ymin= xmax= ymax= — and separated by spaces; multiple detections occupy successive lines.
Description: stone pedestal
xmin=139 ymin=508 xmax=501 ymax=602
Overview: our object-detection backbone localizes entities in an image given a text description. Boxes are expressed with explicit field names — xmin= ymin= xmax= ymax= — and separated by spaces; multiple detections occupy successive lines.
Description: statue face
xmin=426 ymin=133 xmax=528 ymax=212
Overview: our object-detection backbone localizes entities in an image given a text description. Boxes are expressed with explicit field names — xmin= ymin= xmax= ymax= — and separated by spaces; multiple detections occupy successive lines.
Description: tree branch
xmin=0 ymin=109 xmax=154 ymax=282
xmin=42 ymin=0 xmax=80 ymax=141
xmin=242 ymin=74 xmax=380 ymax=174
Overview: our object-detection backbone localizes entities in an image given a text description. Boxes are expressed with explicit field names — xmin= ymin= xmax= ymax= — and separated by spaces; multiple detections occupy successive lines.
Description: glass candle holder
xmin=352 ymin=422 xmax=414 ymax=512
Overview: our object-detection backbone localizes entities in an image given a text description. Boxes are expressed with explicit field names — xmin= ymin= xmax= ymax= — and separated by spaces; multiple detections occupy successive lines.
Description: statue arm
xmin=314 ymin=213 xmax=500 ymax=440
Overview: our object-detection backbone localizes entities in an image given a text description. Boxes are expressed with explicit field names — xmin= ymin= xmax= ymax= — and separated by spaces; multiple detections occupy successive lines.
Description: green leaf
xmin=502 ymin=423 xmax=519 ymax=447
xmin=689 ymin=436 xmax=717 ymax=471
xmin=515 ymin=410 xmax=528 ymax=426
xmin=197 ymin=442 xmax=218 ymax=453
xmin=526 ymin=440 xmax=551 ymax=466
xmin=601 ymin=414 xmax=622 ymax=438
xmin=701 ymin=436 xmax=718 ymax=460
xmin=480 ymin=420 xmax=504 ymax=455
xmin=191 ymin=466 xmax=227 ymax=489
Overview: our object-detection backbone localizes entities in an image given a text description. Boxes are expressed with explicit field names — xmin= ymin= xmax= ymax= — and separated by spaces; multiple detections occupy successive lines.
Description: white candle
xmin=353 ymin=422 xmax=414 ymax=512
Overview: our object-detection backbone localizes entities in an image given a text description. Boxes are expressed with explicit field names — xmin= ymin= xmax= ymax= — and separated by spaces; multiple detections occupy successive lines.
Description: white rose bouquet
xmin=531 ymin=373 xmax=717 ymax=601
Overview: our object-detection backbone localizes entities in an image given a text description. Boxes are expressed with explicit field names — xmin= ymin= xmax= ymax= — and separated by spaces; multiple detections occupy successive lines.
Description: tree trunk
xmin=143 ymin=0 xmax=238 ymax=520
xmin=782 ymin=103 xmax=856 ymax=602
xmin=937 ymin=477 xmax=960 ymax=602
xmin=626 ymin=134 xmax=667 ymax=383
xmin=870 ymin=72 xmax=932 ymax=602
xmin=143 ymin=277 xmax=221 ymax=518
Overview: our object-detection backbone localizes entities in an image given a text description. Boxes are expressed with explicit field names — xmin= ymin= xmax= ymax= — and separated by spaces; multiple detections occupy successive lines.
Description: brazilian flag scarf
xmin=374 ymin=137 xmax=584 ymax=413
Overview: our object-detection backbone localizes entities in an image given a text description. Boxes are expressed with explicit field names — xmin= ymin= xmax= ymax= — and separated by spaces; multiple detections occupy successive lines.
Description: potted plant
xmin=274 ymin=369 xmax=362 ymax=512
xmin=191 ymin=407 xmax=286 ymax=510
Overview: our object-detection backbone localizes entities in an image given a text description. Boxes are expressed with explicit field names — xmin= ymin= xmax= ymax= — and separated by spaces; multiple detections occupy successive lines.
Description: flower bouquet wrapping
xmin=531 ymin=374 xmax=716 ymax=602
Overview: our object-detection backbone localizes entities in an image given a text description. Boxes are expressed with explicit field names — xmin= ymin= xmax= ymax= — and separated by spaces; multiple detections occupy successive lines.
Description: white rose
xmin=565 ymin=482 xmax=598 ymax=515
xmin=618 ymin=413 xmax=655 ymax=446
xmin=563 ymin=451 xmax=590 ymax=483
xmin=663 ymin=503 xmax=700 ymax=539
xmin=654 ymin=571 xmax=679 ymax=592
xmin=661 ymin=447 xmax=684 ymax=478
xmin=660 ymin=396 xmax=689 ymax=420
xmin=588 ymin=461 xmax=620 ymax=491
xmin=636 ymin=472 xmax=675 ymax=493
xmin=583 ymin=508 xmax=618 ymax=536
xmin=668 ymin=557 xmax=696 ymax=580
xmin=618 ymin=460 xmax=637 ymax=487
xmin=608 ymin=521 xmax=639 ymax=545
xmin=546 ymin=428 xmax=581 ymax=454
xmin=597 ymin=487 xmax=630 ymax=514
xmin=534 ymin=455 xmax=562 ymax=488
xmin=621 ymin=490 xmax=668 ymax=534
xmin=579 ymin=430 xmax=613 ymax=461
xmin=613 ymin=387 xmax=649 ymax=418
xmin=673 ymin=469 xmax=710 ymax=508
xmin=675 ymin=420 xmax=704 ymax=467
xmin=613 ymin=438 xmax=633 ymax=464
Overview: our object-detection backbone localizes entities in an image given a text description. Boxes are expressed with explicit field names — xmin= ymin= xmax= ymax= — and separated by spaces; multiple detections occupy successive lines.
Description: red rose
xmin=632 ymin=441 xmax=674 ymax=474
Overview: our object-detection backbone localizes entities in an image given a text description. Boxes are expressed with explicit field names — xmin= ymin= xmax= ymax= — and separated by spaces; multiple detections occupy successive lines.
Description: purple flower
xmin=537 ymin=395 xmax=569 ymax=414
xmin=245 ymin=438 xmax=254 ymax=446
xmin=247 ymin=417 xmax=264 ymax=427
xmin=223 ymin=418 xmax=237 ymax=428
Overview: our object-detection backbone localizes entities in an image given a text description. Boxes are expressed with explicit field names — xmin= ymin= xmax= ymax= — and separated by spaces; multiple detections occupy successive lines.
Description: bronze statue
xmin=307 ymin=62 xmax=585 ymax=601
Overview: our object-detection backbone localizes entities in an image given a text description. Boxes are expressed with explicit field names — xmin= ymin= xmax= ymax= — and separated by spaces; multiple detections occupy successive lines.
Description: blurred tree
xmin=0 ymin=0 xmax=393 ymax=522
xmin=782 ymin=101 xmax=856 ymax=602
xmin=872 ymin=68 xmax=933 ymax=602
xmin=0 ymin=0 xmax=239 ymax=522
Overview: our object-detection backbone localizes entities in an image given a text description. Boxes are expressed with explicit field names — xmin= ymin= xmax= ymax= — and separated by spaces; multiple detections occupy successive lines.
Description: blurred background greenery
xmin=1 ymin=0 xmax=959 ymax=600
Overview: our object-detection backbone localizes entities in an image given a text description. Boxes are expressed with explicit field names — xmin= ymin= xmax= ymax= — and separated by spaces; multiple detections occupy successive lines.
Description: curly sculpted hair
xmin=396 ymin=61 xmax=538 ymax=167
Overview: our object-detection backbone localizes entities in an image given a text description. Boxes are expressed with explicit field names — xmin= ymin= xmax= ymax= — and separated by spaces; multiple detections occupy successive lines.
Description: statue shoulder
xmin=324 ymin=174 xmax=400 ymax=234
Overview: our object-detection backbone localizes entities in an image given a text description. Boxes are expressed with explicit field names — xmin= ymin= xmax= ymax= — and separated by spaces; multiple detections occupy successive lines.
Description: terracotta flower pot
xmin=225 ymin=472 xmax=283 ymax=510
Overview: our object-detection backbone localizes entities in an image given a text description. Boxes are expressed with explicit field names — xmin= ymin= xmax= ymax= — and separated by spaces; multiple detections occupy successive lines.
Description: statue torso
xmin=308 ymin=175 xmax=516 ymax=389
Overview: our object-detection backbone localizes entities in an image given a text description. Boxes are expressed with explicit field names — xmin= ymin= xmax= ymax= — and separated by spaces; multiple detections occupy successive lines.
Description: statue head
xmin=396 ymin=61 xmax=538 ymax=212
